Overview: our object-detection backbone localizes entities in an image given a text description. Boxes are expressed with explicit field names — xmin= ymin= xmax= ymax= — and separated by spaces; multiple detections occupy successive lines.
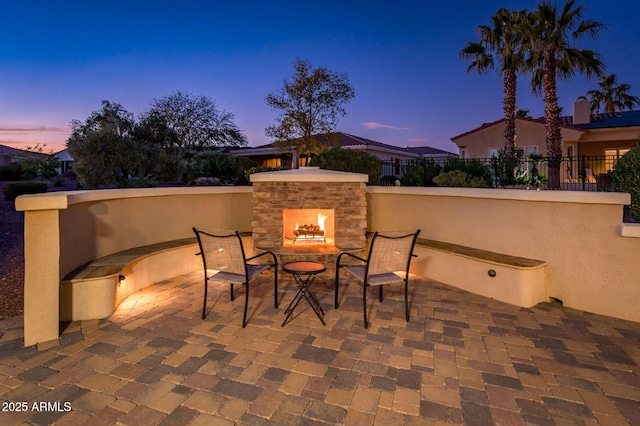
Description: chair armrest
xmin=247 ymin=250 xmax=277 ymax=266
xmin=337 ymin=251 xmax=365 ymax=266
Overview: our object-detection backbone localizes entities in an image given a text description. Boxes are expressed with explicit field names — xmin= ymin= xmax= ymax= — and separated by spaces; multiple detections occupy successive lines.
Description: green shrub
xmin=244 ymin=165 xmax=285 ymax=183
xmin=400 ymin=159 xmax=441 ymax=186
xmin=116 ymin=177 xmax=157 ymax=188
xmin=184 ymin=152 xmax=258 ymax=185
xmin=614 ymin=144 xmax=640 ymax=221
xmin=52 ymin=176 xmax=66 ymax=187
xmin=3 ymin=181 xmax=48 ymax=201
xmin=433 ymin=170 xmax=488 ymax=188
xmin=16 ymin=144 xmax=60 ymax=180
xmin=489 ymin=149 xmax=522 ymax=188
xmin=444 ymin=158 xmax=491 ymax=184
xmin=310 ymin=147 xmax=382 ymax=184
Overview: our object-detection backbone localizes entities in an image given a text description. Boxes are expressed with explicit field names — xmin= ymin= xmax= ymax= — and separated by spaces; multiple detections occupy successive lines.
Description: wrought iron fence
xmin=379 ymin=156 xmax=618 ymax=192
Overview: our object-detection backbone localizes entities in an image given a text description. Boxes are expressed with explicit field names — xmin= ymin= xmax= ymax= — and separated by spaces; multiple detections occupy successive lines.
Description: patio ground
xmin=1 ymin=272 xmax=639 ymax=425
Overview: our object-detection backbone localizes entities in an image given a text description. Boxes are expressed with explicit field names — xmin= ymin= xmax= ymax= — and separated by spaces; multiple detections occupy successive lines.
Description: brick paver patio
xmin=1 ymin=271 xmax=639 ymax=425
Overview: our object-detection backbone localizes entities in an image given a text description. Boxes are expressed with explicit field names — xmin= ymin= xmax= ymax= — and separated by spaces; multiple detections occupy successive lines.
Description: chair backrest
xmin=193 ymin=228 xmax=247 ymax=276
xmin=366 ymin=230 xmax=420 ymax=277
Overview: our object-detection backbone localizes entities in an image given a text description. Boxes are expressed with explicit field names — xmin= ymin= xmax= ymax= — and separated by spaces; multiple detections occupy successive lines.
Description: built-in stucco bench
xmin=412 ymin=238 xmax=547 ymax=308
xmin=60 ymin=238 xmax=201 ymax=322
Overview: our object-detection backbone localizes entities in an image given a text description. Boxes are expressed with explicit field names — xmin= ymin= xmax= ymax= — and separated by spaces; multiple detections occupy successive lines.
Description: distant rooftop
xmin=234 ymin=132 xmax=457 ymax=157
xmin=559 ymin=110 xmax=640 ymax=129
xmin=452 ymin=109 xmax=640 ymax=141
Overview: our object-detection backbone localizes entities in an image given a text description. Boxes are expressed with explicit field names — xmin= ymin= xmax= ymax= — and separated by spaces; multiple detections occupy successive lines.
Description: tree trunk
xmin=503 ymin=67 xmax=517 ymax=159
xmin=544 ymin=50 xmax=562 ymax=190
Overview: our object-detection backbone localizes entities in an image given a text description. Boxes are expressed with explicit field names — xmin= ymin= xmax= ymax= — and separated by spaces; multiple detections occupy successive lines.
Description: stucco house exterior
xmin=451 ymin=101 xmax=640 ymax=182
xmin=229 ymin=132 xmax=457 ymax=169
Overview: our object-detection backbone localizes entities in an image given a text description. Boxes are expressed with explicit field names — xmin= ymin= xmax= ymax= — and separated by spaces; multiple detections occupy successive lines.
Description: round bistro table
xmin=281 ymin=261 xmax=327 ymax=326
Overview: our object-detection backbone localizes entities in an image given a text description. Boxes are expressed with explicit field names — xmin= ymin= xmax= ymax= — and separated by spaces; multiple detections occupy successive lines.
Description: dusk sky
xmin=2 ymin=1 xmax=639 ymax=154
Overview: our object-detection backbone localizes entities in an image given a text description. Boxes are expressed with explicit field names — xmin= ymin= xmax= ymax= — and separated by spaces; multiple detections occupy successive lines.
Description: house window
xmin=264 ymin=158 xmax=282 ymax=168
xmin=299 ymin=157 xmax=311 ymax=167
xmin=488 ymin=148 xmax=499 ymax=158
xmin=460 ymin=149 xmax=467 ymax=159
xmin=524 ymin=146 xmax=538 ymax=157
xmin=605 ymin=149 xmax=630 ymax=172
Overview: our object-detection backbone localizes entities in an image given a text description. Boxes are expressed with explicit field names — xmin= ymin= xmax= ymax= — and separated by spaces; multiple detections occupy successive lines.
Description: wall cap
xmin=365 ymin=186 xmax=631 ymax=205
xmin=250 ymin=167 xmax=368 ymax=183
xmin=621 ymin=223 xmax=640 ymax=238
xmin=15 ymin=186 xmax=253 ymax=212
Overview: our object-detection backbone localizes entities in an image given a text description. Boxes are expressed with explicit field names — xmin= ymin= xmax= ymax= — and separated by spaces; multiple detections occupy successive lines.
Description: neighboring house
xmin=55 ymin=148 xmax=74 ymax=174
xmin=228 ymin=132 xmax=457 ymax=169
xmin=1 ymin=144 xmax=74 ymax=177
xmin=0 ymin=144 xmax=46 ymax=167
xmin=1 ymin=144 xmax=25 ymax=167
xmin=452 ymin=100 xmax=640 ymax=184
xmin=405 ymin=145 xmax=459 ymax=161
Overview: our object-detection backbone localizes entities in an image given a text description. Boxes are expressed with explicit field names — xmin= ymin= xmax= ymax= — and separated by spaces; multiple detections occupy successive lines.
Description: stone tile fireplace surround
xmin=250 ymin=167 xmax=368 ymax=273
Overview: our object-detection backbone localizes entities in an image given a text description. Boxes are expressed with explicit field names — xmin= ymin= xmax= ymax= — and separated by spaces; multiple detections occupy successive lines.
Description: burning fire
xmin=317 ymin=212 xmax=327 ymax=230
xmin=296 ymin=212 xmax=328 ymax=232
xmin=292 ymin=212 xmax=328 ymax=243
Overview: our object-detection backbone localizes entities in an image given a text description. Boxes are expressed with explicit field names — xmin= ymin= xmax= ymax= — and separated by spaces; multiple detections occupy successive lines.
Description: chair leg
xmin=202 ymin=278 xmax=208 ymax=319
xmin=379 ymin=286 xmax=383 ymax=302
xmin=274 ymin=265 xmax=278 ymax=309
xmin=404 ymin=279 xmax=410 ymax=322
xmin=242 ymin=283 xmax=249 ymax=328
xmin=334 ymin=263 xmax=341 ymax=309
xmin=230 ymin=283 xmax=235 ymax=301
xmin=363 ymin=284 xmax=369 ymax=329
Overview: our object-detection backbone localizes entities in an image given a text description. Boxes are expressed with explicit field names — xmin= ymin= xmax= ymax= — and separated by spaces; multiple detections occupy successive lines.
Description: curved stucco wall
xmin=16 ymin=185 xmax=639 ymax=346
xmin=16 ymin=187 xmax=253 ymax=346
xmin=17 ymin=187 xmax=253 ymax=279
xmin=366 ymin=186 xmax=639 ymax=324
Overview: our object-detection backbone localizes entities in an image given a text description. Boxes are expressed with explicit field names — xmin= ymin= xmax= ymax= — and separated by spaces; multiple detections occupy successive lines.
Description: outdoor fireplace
xmin=250 ymin=168 xmax=367 ymax=258
xmin=283 ymin=208 xmax=335 ymax=246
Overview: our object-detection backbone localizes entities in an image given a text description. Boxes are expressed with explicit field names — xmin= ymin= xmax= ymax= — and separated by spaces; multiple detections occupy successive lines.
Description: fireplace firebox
xmin=283 ymin=208 xmax=335 ymax=246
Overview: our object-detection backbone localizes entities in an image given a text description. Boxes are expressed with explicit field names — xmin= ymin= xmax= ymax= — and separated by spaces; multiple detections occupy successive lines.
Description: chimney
xmin=573 ymin=100 xmax=591 ymax=125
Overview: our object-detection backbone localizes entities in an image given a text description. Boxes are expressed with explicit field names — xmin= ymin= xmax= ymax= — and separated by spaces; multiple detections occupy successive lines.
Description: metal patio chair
xmin=335 ymin=229 xmax=420 ymax=328
xmin=193 ymin=228 xmax=278 ymax=328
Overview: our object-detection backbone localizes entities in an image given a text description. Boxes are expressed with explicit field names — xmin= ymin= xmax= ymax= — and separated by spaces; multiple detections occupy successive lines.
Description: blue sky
xmin=1 ymin=0 xmax=639 ymax=154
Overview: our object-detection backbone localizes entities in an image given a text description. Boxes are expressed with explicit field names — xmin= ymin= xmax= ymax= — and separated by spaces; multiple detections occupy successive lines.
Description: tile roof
xmin=452 ymin=110 xmax=640 ymax=141
xmin=451 ymin=116 xmax=549 ymax=140
xmin=0 ymin=143 xmax=29 ymax=156
xmin=237 ymin=132 xmax=457 ymax=156
xmin=406 ymin=145 xmax=457 ymax=156
xmin=0 ymin=144 xmax=49 ymax=158
xmin=559 ymin=110 xmax=640 ymax=129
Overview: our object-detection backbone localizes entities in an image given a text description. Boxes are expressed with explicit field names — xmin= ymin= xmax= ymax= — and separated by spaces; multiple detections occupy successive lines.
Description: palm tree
xmin=584 ymin=74 xmax=640 ymax=113
xmin=461 ymin=8 xmax=527 ymax=159
xmin=524 ymin=0 xmax=606 ymax=189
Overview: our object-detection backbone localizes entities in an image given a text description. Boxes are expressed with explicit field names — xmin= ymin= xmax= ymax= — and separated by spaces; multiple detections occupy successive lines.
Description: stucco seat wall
xmin=411 ymin=240 xmax=547 ymax=308
xmin=59 ymin=239 xmax=198 ymax=321
xmin=16 ymin=187 xmax=254 ymax=346
xmin=366 ymin=186 xmax=639 ymax=324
